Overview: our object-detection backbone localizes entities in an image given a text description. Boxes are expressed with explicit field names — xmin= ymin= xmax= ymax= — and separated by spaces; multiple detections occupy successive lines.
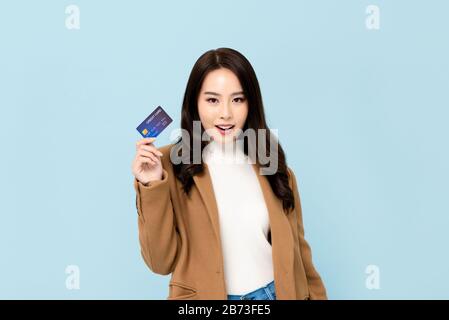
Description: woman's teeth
xmin=216 ymin=125 xmax=234 ymax=130
xmin=215 ymin=125 xmax=235 ymax=135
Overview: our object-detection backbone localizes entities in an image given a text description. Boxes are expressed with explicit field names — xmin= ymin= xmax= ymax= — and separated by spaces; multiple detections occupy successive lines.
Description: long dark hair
xmin=172 ymin=48 xmax=294 ymax=214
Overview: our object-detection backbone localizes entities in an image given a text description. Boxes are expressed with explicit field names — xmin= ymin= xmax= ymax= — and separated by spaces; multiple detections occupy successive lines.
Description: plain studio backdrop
xmin=0 ymin=0 xmax=448 ymax=299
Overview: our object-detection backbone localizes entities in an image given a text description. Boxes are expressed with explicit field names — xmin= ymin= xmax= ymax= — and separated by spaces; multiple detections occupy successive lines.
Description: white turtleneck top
xmin=202 ymin=139 xmax=274 ymax=295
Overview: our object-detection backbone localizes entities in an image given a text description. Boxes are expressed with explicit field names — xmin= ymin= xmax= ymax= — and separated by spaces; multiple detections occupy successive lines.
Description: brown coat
xmin=133 ymin=143 xmax=327 ymax=300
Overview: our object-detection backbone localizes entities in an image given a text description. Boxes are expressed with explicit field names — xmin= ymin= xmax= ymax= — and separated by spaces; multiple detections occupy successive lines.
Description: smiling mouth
xmin=215 ymin=125 xmax=235 ymax=135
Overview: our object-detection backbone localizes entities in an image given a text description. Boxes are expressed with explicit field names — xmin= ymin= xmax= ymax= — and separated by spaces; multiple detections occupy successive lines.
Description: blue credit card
xmin=136 ymin=106 xmax=173 ymax=138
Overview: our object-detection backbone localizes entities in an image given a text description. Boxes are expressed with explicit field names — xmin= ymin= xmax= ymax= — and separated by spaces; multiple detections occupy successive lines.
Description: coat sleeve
xmin=133 ymin=168 xmax=181 ymax=275
xmin=288 ymin=168 xmax=328 ymax=299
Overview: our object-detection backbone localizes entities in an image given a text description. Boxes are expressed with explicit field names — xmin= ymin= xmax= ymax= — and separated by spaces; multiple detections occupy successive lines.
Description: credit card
xmin=136 ymin=106 xmax=173 ymax=138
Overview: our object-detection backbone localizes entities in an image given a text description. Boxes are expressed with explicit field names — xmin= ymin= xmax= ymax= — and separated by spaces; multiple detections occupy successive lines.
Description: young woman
xmin=131 ymin=48 xmax=327 ymax=300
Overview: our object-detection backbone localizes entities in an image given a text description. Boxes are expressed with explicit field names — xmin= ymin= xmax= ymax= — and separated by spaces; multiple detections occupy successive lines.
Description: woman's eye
xmin=207 ymin=98 xmax=219 ymax=104
xmin=233 ymin=97 xmax=246 ymax=103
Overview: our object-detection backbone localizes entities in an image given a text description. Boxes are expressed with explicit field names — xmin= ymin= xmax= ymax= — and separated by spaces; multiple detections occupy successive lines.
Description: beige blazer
xmin=133 ymin=143 xmax=327 ymax=300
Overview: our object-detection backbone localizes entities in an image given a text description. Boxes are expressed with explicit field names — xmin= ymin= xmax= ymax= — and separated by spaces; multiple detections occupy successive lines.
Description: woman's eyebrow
xmin=203 ymin=91 xmax=221 ymax=96
xmin=203 ymin=91 xmax=245 ymax=96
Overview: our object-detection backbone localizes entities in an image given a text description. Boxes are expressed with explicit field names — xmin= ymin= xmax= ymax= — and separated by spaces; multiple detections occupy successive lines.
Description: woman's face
xmin=197 ymin=68 xmax=249 ymax=144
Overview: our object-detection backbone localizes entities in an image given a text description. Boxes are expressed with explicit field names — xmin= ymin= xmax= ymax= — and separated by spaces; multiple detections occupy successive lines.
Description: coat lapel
xmin=192 ymin=164 xmax=222 ymax=248
xmin=252 ymin=164 xmax=296 ymax=299
xmin=192 ymin=163 xmax=296 ymax=299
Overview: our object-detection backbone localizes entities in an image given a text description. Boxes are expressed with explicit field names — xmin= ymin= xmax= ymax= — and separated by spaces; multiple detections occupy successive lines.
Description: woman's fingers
xmin=140 ymin=144 xmax=163 ymax=157
xmin=135 ymin=138 xmax=163 ymax=157
xmin=138 ymin=155 xmax=156 ymax=165
xmin=134 ymin=137 xmax=163 ymax=167
xmin=139 ymin=150 xmax=160 ymax=163
xmin=136 ymin=137 xmax=156 ymax=150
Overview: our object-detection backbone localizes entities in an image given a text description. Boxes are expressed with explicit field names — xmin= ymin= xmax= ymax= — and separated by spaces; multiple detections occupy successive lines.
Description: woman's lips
xmin=215 ymin=125 xmax=235 ymax=136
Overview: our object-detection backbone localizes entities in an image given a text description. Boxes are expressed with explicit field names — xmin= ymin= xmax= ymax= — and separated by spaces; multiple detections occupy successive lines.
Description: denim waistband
xmin=227 ymin=280 xmax=276 ymax=300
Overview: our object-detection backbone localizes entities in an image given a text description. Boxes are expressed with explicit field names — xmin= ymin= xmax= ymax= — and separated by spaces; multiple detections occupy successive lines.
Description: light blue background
xmin=1 ymin=0 xmax=448 ymax=299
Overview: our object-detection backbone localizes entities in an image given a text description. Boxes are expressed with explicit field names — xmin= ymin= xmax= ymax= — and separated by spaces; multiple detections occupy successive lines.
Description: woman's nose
xmin=219 ymin=103 xmax=232 ymax=119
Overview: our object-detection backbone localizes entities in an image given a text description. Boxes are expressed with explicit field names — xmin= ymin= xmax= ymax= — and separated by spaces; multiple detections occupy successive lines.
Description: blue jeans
xmin=227 ymin=280 xmax=276 ymax=300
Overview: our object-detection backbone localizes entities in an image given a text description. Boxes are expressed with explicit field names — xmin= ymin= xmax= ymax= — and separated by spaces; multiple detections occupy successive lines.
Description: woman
xmin=131 ymin=48 xmax=327 ymax=300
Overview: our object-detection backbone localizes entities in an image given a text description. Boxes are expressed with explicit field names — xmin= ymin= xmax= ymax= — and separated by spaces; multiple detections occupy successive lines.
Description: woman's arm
xmin=134 ymin=168 xmax=181 ymax=275
xmin=288 ymin=168 xmax=328 ymax=299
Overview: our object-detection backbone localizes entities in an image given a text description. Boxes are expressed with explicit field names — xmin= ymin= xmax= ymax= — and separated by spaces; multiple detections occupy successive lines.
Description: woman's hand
xmin=131 ymin=137 xmax=164 ymax=185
